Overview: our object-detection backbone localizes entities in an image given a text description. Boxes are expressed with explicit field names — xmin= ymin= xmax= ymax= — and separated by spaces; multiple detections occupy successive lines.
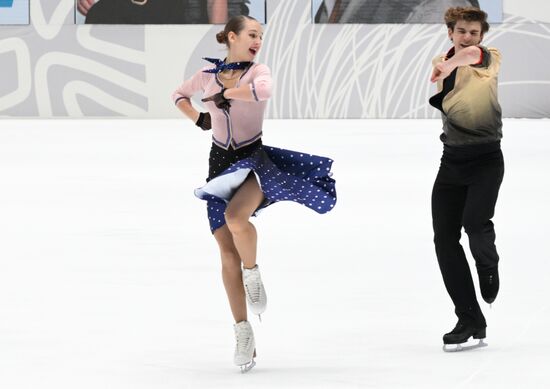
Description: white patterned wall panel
xmin=0 ymin=0 xmax=549 ymax=118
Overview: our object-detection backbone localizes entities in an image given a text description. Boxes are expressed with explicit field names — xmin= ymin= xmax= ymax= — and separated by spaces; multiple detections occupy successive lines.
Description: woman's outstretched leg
xmin=214 ymin=225 xmax=256 ymax=370
xmin=225 ymin=173 xmax=267 ymax=318
xmin=213 ymin=225 xmax=247 ymax=323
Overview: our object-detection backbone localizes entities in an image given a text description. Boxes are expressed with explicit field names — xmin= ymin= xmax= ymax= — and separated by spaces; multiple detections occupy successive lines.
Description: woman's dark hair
xmin=216 ymin=15 xmax=257 ymax=46
xmin=445 ymin=7 xmax=490 ymax=34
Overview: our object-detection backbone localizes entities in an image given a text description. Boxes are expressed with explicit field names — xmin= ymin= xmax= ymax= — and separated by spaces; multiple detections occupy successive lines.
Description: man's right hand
xmin=430 ymin=62 xmax=453 ymax=83
xmin=77 ymin=0 xmax=96 ymax=16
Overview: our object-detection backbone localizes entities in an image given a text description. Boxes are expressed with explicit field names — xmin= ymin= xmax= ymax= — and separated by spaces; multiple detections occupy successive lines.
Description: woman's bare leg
xmin=213 ymin=225 xmax=247 ymax=323
xmin=225 ymin=174 xmax=265 ymax=269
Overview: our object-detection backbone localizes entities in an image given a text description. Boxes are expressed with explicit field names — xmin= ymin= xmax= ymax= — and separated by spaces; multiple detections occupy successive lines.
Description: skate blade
xmin=240 ymin=359 xmax=256 ymax=373
xmin=443 ymin=339 xmax=488 ymax=352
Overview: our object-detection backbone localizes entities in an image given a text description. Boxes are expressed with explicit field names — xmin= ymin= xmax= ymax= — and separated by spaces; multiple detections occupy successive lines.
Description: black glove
xmin=195 ymin=112 xmax=211 ymax=131
xmin=201 ymin=88 xmax=231 ymax=111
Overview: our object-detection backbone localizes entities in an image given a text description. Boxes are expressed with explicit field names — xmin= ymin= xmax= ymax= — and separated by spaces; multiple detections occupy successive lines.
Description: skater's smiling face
xmin=448 ymin=20 xmax=484 ymax=53
xmin=226 ymin=19 xmax=263 ymax=62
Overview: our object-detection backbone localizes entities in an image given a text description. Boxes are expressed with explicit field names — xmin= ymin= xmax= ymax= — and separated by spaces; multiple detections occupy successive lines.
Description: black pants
xmin=432 ymin=141 xmax=504 ymax=327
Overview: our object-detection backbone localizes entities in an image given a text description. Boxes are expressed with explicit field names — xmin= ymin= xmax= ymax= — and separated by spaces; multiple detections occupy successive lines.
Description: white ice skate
xmin=242 ymin=265 xmax=267 ymax=320
xmin=234 ymin=320 xmax=256 ymax=373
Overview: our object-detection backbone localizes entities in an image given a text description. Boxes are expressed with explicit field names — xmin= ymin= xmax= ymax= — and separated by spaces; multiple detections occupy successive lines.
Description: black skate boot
xmin=479 ymin=268 xmax=499 ymax=304
xmin=443 ymin=322 xmax=487 ymax=352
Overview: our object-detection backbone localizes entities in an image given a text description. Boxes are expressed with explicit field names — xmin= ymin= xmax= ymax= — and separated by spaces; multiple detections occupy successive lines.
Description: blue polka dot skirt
xmin=196 ymin=140 xmax=337 ymax=233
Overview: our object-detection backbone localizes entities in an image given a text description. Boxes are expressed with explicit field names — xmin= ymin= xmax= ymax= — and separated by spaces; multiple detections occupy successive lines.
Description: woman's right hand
xmin=195 ymin=112 xmax=212 ymax=131
xmin=77 ymin=0 xmax=96 ymax=16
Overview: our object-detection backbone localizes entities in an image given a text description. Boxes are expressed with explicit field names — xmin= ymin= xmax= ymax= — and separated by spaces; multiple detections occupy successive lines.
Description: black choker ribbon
xmin=202 ymin=57 xmax=252 ymax=74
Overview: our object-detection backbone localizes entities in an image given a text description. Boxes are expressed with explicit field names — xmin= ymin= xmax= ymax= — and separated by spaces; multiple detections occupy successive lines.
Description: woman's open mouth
xmin=249 ymin=48 xmax=258 ymax=56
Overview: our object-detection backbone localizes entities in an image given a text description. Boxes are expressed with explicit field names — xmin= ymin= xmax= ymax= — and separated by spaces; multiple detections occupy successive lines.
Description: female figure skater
xmin=429 ymin=7 xmax=504 ymax=352
xmin=172 ymin=16 xmax=336 ymax=371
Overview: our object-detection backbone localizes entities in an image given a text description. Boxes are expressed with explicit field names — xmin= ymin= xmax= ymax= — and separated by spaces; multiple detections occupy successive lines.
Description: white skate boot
xmin=234 ymin=320 xmax=256 ymax=373
xmin=242 ymin=265 xmax=267 ymax=320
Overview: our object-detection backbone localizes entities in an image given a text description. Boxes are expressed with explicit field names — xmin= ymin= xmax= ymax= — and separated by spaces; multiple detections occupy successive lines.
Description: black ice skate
xmin=479 ymin=268 xmax=499 ymax=305
xmin=442 ymin=322 xmax=487 ymax=352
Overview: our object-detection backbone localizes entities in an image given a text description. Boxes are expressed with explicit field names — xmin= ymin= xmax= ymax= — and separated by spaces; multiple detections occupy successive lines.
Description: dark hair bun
xmin=216 ymin=31 xmax=227 ymax=44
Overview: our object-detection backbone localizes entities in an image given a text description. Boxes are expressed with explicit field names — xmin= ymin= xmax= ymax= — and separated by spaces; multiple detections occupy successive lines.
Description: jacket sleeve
xmin=248 ymin=64 xmax=272 ymax=102
xmin=469 ymin=46 xmax=501 ymax=78
xmin=171 ymin=67 xmax=210 ymax=105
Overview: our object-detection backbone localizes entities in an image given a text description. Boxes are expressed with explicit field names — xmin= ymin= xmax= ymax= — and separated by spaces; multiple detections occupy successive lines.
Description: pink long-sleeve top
xmin=172 ymin=63 xmax=272 ymax=150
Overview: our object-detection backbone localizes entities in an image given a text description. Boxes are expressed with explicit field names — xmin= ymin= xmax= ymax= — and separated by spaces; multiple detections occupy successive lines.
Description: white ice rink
xmin=0 ymin=119 xmax=549 ymax=388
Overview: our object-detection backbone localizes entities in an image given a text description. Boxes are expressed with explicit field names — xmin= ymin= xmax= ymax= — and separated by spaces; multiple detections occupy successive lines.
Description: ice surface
xmin=0 ymin=119 xmax=549 ymax=388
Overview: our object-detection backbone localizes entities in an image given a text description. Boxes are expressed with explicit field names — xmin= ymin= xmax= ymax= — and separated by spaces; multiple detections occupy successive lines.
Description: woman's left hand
xmin=202 ymin=89 xmax=231 ymax=110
